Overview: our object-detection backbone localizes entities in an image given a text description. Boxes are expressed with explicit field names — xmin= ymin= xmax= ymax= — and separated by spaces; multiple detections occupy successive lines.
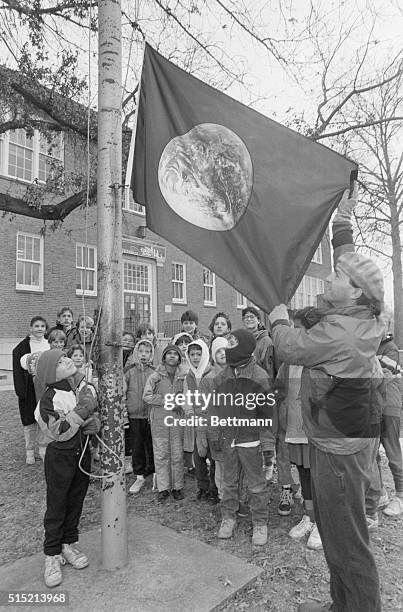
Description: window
xmin=76 ymin=244 xmax=97 ymax=296
xmin=16 ymin=232 xmax=44 ymax=291
xmin=290 ymin=275 xmax=324 ymax=309
xmin=203 ymin=268 xmax=216 ymax=306
xmin=0 ymin=129 xmax=63 ymax=183
xmin=312 ymin=243 xmax=323 ymax=264
xmin=124 ymin=261 xmax=149 ymax=293
xmin=172 ymin=262 xmax=186 ymax=303
xmin=123 ymin=186 xmax=145 ymax=214
xmin=236 ymin=291 xmax=247 ymax=309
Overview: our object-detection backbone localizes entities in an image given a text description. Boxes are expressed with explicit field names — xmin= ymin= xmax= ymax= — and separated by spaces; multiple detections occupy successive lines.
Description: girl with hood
xmin=172 ymin=331 xmax=193 ymax=366
xmin=182 ymin=339 xmax=213 ymax=501
xmin=124 ymin=339 xmax=156 ymax=494
xmin=143 ymin=344 xmax=187 ymax=502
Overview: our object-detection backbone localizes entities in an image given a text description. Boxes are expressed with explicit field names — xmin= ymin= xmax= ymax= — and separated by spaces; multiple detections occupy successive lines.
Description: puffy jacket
xmin=142 ymin=364 xmax=186 ymax=437
xmin=272 ymin=305 xmax=385 ymax=454
xmin=124 ymin=340 xmax=155 ymax=418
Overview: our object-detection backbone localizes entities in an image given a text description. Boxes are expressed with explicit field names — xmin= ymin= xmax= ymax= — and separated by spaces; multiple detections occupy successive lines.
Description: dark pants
xmin=18 ymin=396 xmax=36 ymax=426
xmin=193 ymin=445 xmax=217 ymax=494
xmin=296 ymin=465 xmax=312 ymax=501
xmin=380 ymin=415 xmax=403 ymax=493
xmin=310 ymin=443 xmax=381 ymax=612
xmin=129 ymin=418 xmax=154 ymax=476
xmin=124 ymin=423 xmax=132 ymax=456
xmin=44 ymin=445 xmax=90 ymax=556
xmin=221 ymin=444 xmax=268 ymax=525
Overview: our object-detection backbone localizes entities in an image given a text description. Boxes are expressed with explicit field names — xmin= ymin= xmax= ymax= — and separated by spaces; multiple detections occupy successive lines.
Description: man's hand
xmin=268 ymin=304 xmax=289 ymax=326
xmin=334 ymin=181 xmax=358 ymax=223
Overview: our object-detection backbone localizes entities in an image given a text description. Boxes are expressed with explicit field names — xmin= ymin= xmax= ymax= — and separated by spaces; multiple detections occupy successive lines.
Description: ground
xmin=1 ymin=390 xmax=402 ymax=612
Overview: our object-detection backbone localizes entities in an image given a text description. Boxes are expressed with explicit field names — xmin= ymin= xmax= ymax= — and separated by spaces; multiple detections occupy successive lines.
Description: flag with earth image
xmin=131 ymin=43 xmax=357 ymax=311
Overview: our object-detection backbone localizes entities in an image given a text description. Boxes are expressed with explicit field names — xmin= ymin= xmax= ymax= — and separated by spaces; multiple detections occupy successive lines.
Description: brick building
xmin=0 ymin=96 xmax=331 ymax=371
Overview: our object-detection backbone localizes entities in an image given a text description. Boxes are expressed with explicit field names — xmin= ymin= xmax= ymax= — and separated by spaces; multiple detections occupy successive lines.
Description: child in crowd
xmin=208 ymin=312 xmax=232 ymax=347
xmin=172 ymin=332 xmax=194 ymax=472
xmin=48 ymin=307 xmax=80 ymax=349
xmin=13 ymin=316 xmax=49 ymax=464
xmin=48 ymin=329 xmax=67 ymax=350
xmin=136 ymin=323 xmax=161 ymax=364
xmin=275 ymin=307 xmax=323 ymax=550
xmin=125 ymin=339 xmax=156 ymax=494
xmin=143 ymin=345 xmax=187 ymax=502
xmin=172 ymin=331 xmax=193 ymax=363
xmin=122 ymin=331 xmax=135 ymax=367
xmin=67 ymin=344 xmax=95 ymax=386
xmin=183 ymin=339 xmax=213 ymax=501
xmin=34 ymin=349 xmax=99 ymax=588
xmin=180 ymin=310 xmax=202 ymax=340
xmin=210 ymin=329 xmax=274 ymax=546
xmin=76 ymin=316 xmax=95 ymax=361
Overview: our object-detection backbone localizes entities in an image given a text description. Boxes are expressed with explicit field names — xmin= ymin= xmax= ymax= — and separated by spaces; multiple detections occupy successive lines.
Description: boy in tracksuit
xmin=143 ymin=344 xmax=187 ymax=502
xmin=34 ymin=349 xmax=99 ymax=589
xmin=211 ymin=329 xmax=275 ymax=546
xmin=124 ymin=339 xmax=155 ymax=494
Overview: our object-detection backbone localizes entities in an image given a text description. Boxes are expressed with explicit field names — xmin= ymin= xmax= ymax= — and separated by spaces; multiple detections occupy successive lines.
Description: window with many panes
xmin=0 ymin=129 xmax=63 ymax=183
xmin=76 ymin=244 xmax=97 ymax=296
xmin=172 ymin=262 xmax=186 ymax=303
xmin=312 ymin=243 xmax=323 ymax=264
xmin=290 ymin=275 xmax=324 ymax=309
xmin=123 ymin=186 xmax=145 ymax=214
xmin=124 ymin=261 xmax=149 ymax=293
xmin=16 ymin=233 xmax=44 ymax=291
xmin=203 ymin=268 xmax=216 ymax=306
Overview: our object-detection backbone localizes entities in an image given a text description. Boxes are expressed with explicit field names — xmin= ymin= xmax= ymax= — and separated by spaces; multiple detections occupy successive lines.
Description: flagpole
xmin=97 ymin=0 xmax=128 ymax=569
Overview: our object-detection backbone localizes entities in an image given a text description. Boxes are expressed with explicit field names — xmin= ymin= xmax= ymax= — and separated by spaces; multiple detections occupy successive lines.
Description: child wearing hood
xmin=183 ymin=339 xmax=214 ymax=501
xmin=34 ymin=349 xmax=100 ymax=589
xmin=124 ymin=339 xmax=156 ymax=494
xmin=143 ymin=344 xmax=187 ymax=502
xmin=172 ymin=331 xmax=193 ymax=366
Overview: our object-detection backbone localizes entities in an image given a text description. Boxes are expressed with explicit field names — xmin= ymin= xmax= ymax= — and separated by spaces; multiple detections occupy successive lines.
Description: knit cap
xmin=36 ymin=349 xmax=65 ymax=387
xmin=162 ymin=344 xmax=182 ymax=363
xmin=337 ymin=253 xmax=384 ymax=302
xmin=211 ymin=337 xmax=228 ymax=363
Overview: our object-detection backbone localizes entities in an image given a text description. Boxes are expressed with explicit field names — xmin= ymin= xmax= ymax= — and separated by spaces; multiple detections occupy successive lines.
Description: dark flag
xmin=131 ymin=44 xmax=357 ymax=310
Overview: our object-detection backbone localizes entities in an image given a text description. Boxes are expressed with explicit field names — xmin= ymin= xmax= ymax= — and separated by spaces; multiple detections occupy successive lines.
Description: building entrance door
xmin=123 ymin=260 xmax=152 ymax=333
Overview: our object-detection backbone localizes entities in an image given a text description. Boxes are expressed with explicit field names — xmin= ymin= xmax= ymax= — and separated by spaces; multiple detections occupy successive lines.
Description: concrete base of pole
xmin=0 ymin=516 xmax=262 ymax=612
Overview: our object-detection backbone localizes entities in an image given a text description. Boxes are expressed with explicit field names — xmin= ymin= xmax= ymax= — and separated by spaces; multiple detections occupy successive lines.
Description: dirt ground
xmin=1 ymin=390 xmax=402 ymax=612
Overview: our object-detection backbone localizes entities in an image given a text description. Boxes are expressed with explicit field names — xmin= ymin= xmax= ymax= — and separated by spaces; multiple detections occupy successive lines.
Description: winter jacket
xmin=35 ymin=378 xmax=98 ymax=450
xmin=182 ymin=339 xmax=211 ymax=452
xmin=377 ymin=335 xmax=402 ymax=417
xmin=198 ymin=364 xmax=225 ymax=461
xmin=209 ymin=356 xmax=275 ymax=447
xmin=124 ymin=340 xmax=155 ymax=419
xmin=272 ymin=305 xmax=385 ymax=454
xmin=142 ymin=364 xmax=187 ymax=438
xmin=13 ymin=336 xmax=49 ymax=409
xmin=253 ymin=328 xmax=274 ymax=382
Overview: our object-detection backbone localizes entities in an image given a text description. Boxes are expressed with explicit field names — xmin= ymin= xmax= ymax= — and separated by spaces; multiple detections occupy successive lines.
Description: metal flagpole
xmin=97 ymin=0 xmax=128 ymax=569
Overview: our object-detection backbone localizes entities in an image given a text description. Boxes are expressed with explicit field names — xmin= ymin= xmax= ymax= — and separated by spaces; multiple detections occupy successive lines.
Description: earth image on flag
xmin=158 ymin=123 xmax=253 ymax=231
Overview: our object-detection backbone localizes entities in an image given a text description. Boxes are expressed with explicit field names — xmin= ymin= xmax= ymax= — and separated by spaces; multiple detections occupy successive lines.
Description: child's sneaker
xmin=61 ymin=543 xmax=88 ymax=569
xmin=158 ymin=490 xmax=170 ymax=503
xmin=366 ymin=514 xmax=379 ymax=532
xmin=289 ymin=515 xmax=314 ymax=540
xmin=377 ymin=491 xmax=389 ymax=510
xmin=218 ymin=518 xmax=236 ymax=539
xmin=172 ymin=489 xmax=184 ymax=500
xmin=382 ymin=496 xmax=403 ymax=517
xmin=129 ymin=475 xmax=145 ymax=494
xmin=306 ymin=524 xmax=323 ymax=550
xmin=44 ymin=554 xmax=65 ymax=587
xmin=252 ymin=525 xmax=267 ymax=546
xmin=278 ymin=486 xmax=294 ymax=515
xmin=236 ymin=502 xmax=250 ymax=517
xmin=26 ymin=450 xmax=35 ymax=465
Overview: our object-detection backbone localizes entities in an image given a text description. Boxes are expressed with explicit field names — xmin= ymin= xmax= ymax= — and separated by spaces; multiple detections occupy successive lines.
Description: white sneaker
xmin=289 ymin=515 xmax=314 ymax=540
xmin=44 ymin=555 xmax=65 ymax=587
xmin=129 ymin=476 xmax=145 ymax=494
xmin=218 ymin=518 xmax=236 ymax=539
xmin=307 ymin=524 xmax=323 ymax=550
xmin=62 ymin=543 xmax=88 ymax=569
xmin=252 ymin=525 xmax=267 ymax=546
xmin=125 ymin=458 xmax=133 ymax=474
xmin=366 ymin=514 xmax=379 ymax=532
xmin=382 ymin=496 xmax=403 ymax=517
xmin=378 ymin=491 xmax=389 ymax=510
xmin=26 ymin=450 xmax=35 ymax=465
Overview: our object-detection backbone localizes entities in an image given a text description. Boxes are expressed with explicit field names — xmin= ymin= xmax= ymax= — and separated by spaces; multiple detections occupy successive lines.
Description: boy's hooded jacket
xmin=34 ymin=350 xmax=98 ymax=450
xmin=124 ymin=339 xmax=155 ymax=418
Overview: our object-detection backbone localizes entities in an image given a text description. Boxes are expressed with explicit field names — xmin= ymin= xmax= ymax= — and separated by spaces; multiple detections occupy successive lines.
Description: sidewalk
xmin=0 ymin=516 xmax=262 ymax=612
